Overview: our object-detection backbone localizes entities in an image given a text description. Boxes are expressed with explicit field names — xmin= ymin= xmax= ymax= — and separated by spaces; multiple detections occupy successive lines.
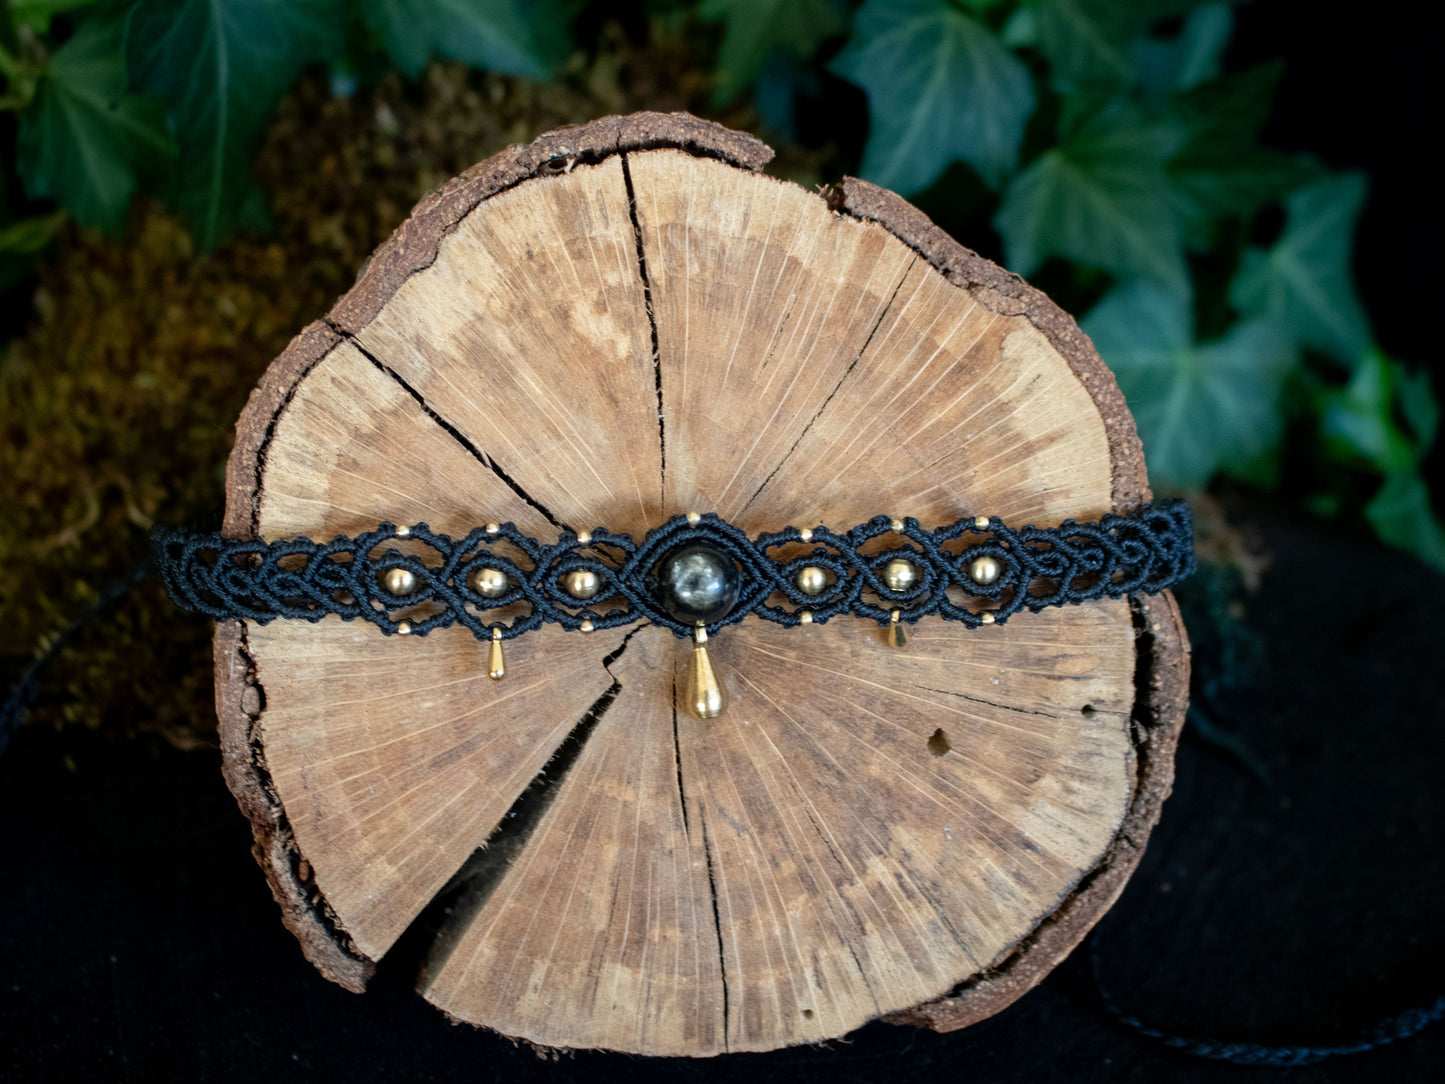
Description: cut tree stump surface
xmin=214 ymin=112 xmax=1189 ymax=1057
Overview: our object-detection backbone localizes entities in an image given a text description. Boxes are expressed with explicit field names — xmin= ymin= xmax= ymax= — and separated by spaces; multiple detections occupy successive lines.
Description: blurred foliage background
xmin=0 ymin=0 xmax=1440 ymax=745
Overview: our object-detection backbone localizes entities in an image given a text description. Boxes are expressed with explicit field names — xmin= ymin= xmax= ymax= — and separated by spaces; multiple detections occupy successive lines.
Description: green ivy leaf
xmin=1172 ymin=61 xmax=1277 ymax=145
xmin=1319 ymin=350 xmax=1424 ymax=474
xmin=1229 ymin=172 xmax=1372 ymax=363
xmin=16 ymin=10 xmax=175 ymax=234
xmin=125 ymin=0 xmax=342 ymax=248
xmin=1000 ymin=4 xmax=1036 ymax=47
xmin=994 ymin=104 xmax=1187 ymax=289
xmin=1366 ymin=469 xmax=1445 ymax=573
xmin=701 ymin=0 xmax=843 ymax=106
xmin=1397 ymin=365 xmax=1439 ymax=450
xmin=358 ymin=0 xmax=561 ymax=81
xmin=831 ymin=0 xmax=1034 ymax=194
xmin=0 ymin=208 xmax=68 ymax=253
xmin=1135 ymin=2 xmax=1232 ymax=97
xmin=1082 ymin=279 xmax=1298 ymax=487
xmin=1029 ymin=0 xmax=1219 ymax=92
xmin=1030 ymin=0 xmax=1137 ymax=89
xmin=1164 ymin=64 xmax=1318 ymax=245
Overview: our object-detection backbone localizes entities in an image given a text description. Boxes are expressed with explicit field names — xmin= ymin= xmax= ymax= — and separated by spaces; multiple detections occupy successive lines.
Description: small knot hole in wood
xmin=928 ymin=728 xmax=952 ymax=757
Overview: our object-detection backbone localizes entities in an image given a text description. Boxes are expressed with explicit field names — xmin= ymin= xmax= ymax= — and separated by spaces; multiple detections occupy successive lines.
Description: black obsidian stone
xmin=654 ymin=543 xmax=741 ymax=625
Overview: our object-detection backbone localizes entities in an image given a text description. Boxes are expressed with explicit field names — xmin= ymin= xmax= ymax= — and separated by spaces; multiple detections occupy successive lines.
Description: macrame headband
xmin=154 ymin=500 xmax=1194 ymax=720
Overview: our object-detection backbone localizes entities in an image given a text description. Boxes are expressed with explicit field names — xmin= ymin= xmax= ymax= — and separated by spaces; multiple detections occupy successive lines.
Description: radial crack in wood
xmin=424 ymin=631 xmax=726 ymax=1055
xmin=392 ymin=628 xmax=637 ymax=986
xmin=670 ymin=608 xmax=1134 ymax=1051
xmin=351 ymin=155 xmax=663 ymax=539
xmin=627 ymin=149 xmax=1113 ymax=530
xmin=253 ymin=620 xmax=631 ymax=960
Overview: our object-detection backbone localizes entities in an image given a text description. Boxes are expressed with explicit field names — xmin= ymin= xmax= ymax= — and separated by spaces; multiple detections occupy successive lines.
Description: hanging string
xmin=0 ymin=554 xmax=153 ymax=756
xmin=1086 ymin=931 xmax=1444 ymax=1067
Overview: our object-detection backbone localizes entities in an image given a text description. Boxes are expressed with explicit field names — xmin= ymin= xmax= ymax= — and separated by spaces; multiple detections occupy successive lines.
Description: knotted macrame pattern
xmin=153 ymin=500 xmax=1195 ymax=641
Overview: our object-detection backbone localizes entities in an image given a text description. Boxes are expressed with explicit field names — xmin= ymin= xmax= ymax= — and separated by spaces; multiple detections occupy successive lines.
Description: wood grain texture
xmin=351 ymin=155 xmax=662 ymax=538
xmin=632 ymin=150 xmax=1113 ymax=529
xmin=255 ymin=620 xmax=627 ymax=961
xmin=215 ymin=112 xmax=1189 ymax=1057
xmin=425 ymin=632 xmax=725 ymax=1055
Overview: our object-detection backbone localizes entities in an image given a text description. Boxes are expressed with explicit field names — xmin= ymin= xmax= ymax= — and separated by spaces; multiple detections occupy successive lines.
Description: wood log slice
xmin=214 ymin=112 xmax=1190 ymax=1057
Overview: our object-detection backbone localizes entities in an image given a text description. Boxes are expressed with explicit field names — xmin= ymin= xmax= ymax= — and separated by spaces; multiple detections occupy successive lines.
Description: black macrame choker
xmin=154 ymin=501 xmax=1194 ymax=718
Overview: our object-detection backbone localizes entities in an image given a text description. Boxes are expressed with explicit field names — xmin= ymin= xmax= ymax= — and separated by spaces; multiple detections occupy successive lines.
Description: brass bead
xmin=379 ymin=567 xmax=417 ymax=597
xmin=974 ymin=515 xmax=991 ymax=530
xmin=978 ymin=611 xmax=996 ymax=625
xmin=887 ymin=609 xmax=908 ymax=649
xmin=471 ymin=566 xmax=508 ymax=597
xmin=485 ymin=522 xmax=500 ymax=536
xmin=576 ymin=529 xmax=592 ymax=545
xmin=799 ymin=611 xmax=813 ymax=626
xmin=397 ymin=620 xmax=412 ymax=635
xmin=564 ymin=568 xmax=601 ymax=599
xmin=795 ymin=565 xmax=828 ymax=596
xmin=488 ymin=627 xmax=506 ymax=681
xmin=579 ymin=619 xmax=595 ymax=633
xmin=686 ymin=510 xmax=702 ymax=526
xmin=799 ymin=527 xmax=813 ymax=543
xmin=889 ymin=517 xmax=905 ymax=533
xmin=968 ymin=555 xmax=1001 ymax=585
xmin=395 ymin=525 xmax=410 ymax=537
xmin=686 ymin=626 xmax=725 ymax=720
xmin=882 ymin=557 xmax=918 ymax=592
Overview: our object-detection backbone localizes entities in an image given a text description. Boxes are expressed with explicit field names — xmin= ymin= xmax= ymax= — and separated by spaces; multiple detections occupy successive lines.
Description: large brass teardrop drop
xmin=686 ymin=627 xmax=725 ymax=720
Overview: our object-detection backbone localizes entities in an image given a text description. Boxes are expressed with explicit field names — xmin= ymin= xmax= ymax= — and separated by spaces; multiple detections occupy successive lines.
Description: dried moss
xmin=0 ymin=32 xmax=824 ymax=745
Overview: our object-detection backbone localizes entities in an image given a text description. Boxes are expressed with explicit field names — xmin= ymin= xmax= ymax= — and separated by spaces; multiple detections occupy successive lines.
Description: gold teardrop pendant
xmin=686 ymin=626 xmax=726 ymax=720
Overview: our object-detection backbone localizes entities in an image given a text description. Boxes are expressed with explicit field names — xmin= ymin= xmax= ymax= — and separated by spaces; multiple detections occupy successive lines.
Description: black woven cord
xmin=0 ymin=554 xmax=154 ymax=755
xmin=151 ymin=500 xmax=1195 ymax=641
xmin=1087 ymin=932 xmax=1445 ymax=1067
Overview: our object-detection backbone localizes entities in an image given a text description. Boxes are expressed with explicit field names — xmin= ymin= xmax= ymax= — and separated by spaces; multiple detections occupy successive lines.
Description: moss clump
xmin=1 ymin=35 xmax=821 ymax=745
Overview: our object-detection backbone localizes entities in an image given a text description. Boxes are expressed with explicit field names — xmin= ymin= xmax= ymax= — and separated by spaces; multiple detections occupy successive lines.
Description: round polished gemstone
xmin=655 ymin=543 xmax=741 ymax=625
